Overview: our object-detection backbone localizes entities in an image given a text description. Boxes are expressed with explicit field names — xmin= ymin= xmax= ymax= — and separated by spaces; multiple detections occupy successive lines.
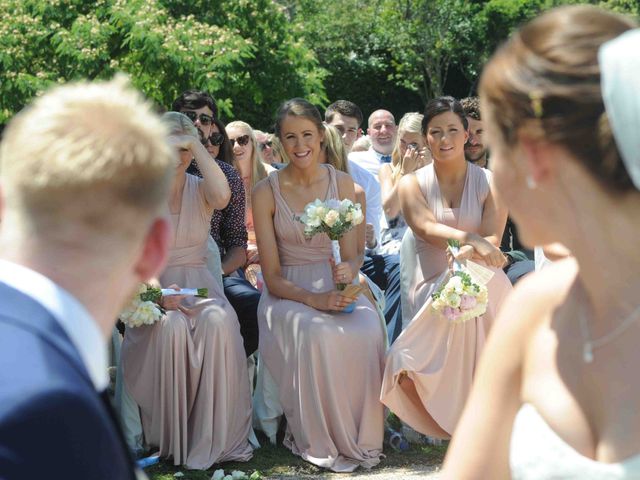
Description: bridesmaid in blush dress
xmin=381 ymin=97 xmax=513 ymax=440
xmin=252 ymin=99 xmax=385 ymax=472
xmin=121 ymin=113 xmax=253 ymax=469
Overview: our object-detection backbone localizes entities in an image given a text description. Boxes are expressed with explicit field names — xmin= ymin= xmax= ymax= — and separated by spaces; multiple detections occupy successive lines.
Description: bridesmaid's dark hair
xmin=274 ymin=98 xmax=325 ymax=140
xmin=422 ymin=96 xmax=468 ymax=135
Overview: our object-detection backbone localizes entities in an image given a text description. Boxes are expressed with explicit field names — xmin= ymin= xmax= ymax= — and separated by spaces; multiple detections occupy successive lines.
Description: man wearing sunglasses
xmin=172 ymin=90 xmax=217 ymax=146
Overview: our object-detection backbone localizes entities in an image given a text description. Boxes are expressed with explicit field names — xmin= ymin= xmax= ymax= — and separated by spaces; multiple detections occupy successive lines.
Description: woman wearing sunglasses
xmin=226 ymin=121 xmax=275 ymax=277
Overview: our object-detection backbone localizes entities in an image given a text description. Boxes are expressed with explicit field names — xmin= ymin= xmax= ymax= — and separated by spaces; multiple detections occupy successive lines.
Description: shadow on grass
xmin=146 ymin=432 xmax=446 ymax=480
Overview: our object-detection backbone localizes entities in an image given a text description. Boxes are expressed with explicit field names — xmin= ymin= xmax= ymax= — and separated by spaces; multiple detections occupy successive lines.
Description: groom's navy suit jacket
xmin=0 ymin=282 xmax=138 ymax=479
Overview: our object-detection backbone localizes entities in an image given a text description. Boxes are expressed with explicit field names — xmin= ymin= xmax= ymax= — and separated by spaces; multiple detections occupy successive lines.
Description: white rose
xmin=339 ymin=198 xmax=352 ymax=214
xmin=315 ymin=206 xmax=327 ymax=220
xmin=351 ymin=206 xmax=364 ymax=225
xmin=344 ymin=211 xmax=353 ymax=222
xmin=445 ymin=292 xmax=461 ymax=309
xmin=324 ymin=210 xmax=340 ymax=227
xmin=211 ymin=470 xmax=226 ymax=480
xmin=447 ymin=276 xmax=464 ymax=294
xmin=303 ymin=213 xmax=321 ymax=228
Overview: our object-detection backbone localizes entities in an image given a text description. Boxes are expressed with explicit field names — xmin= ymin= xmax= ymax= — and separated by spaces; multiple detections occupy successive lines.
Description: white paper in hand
xmin=465 ymin=260 xmax=495 ymax=286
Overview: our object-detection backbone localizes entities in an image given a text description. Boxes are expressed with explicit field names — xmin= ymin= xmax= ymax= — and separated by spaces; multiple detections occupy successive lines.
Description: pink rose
xmin=460 ymin=294 xmax=477 ymax=310
xmin=442 ymin=306 xmax=456 ymax=320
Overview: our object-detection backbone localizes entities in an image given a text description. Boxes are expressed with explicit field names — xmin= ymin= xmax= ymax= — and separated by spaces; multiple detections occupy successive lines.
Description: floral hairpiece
xmin=529 ymin=90 xmax=544 ymax=118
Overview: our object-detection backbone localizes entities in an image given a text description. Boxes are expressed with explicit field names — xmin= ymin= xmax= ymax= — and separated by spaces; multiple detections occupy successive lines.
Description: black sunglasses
xmin=208 ymin=132 xmax=225 ymax=146
xmin=229 ymin=134 xmax=250 ymax=147
xmin=259 ymin=140 xmax=272 ymax=151
xmin=182 ymin=110 xmax=213 ymax=126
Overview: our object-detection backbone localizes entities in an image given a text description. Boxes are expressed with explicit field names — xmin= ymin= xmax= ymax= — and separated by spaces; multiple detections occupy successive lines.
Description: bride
xmin=442 ymin=5 xmax=640 ymax=479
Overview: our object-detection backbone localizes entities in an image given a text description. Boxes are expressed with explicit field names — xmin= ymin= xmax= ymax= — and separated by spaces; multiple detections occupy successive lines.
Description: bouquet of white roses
xmin=120 ymin=284 xmax=165 ymax=328
xmin=298 ymin=198 xmax=364 ymax=289
xmin=430 ymin=240 xmax=489 ymax=324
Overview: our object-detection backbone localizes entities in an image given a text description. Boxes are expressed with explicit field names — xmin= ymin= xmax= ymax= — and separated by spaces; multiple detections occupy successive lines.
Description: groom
xmin=0 ymin=78 xmax=174 ymax=478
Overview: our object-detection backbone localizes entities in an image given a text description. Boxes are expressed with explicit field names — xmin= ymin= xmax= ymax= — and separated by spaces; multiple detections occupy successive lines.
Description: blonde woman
xmin=226 ymin=121 xmax=275 ymax=271
xmin=271 ymin=135 xmax=286 ymax=164
xmin=378 ymin=112 xmax=430 ymax=255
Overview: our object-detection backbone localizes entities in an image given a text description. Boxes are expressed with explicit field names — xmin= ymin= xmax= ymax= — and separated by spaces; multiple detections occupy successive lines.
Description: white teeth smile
xmin=294 ymin=151 xmax=310 ymax=158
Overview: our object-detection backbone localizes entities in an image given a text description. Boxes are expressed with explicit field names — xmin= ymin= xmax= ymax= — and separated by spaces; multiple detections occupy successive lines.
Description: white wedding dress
xmin=510 ymin=404 xmax=640 ymax=479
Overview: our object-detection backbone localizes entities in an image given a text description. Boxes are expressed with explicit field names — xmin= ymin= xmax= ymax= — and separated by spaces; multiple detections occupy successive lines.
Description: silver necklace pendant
xmin=583 ymin=342 xmax=594 ymax=364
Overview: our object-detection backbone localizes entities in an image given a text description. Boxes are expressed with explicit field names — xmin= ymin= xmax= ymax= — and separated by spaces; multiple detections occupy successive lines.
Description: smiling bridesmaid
xmin=252 ymin=98 xmax=385 ymax=472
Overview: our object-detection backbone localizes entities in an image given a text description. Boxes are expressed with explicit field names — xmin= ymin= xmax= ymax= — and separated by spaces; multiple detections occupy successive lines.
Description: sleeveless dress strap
xmin=325 ymin=164 xmax=339 ymax=200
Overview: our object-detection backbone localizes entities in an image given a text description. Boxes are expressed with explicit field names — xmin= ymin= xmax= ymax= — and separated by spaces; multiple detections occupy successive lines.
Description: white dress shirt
xmin=348 ymin=159 xmax=383 ymax=246
xmin=0 ymin=259 xmax=109 ymax=391
xmin=349 ymin=147 xmax=391 ymax=180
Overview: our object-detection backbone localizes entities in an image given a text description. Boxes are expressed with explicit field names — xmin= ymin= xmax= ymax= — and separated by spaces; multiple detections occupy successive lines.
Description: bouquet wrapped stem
xmin=330 ymin=239 xmax=347 ymax=290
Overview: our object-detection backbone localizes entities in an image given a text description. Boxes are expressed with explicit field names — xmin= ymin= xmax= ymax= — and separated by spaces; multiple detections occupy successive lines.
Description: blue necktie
xmin=381 ymin=155 xmax=392 ymax=163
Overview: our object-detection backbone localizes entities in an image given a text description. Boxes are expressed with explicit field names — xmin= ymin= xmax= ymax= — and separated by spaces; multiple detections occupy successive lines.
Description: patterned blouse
xmin=187 ymin=159 xmax=247 ymax=257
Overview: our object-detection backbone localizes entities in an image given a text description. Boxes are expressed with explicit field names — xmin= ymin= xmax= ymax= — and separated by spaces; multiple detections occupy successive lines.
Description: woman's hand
xmin=450 ymin=244 xmax=475 ymax=267
xmin=330 ymin=258 xmax=354 ymax=285
xmin=167 ymin=134 xmax=197 ymax=152
xmin=309 ymin=290 xmax=354 ymax=311
xmin=246 ymin=245 xmax=260 ymax=265
xmin=159 ymin=284 xmax=186 ymax=311
xmin=400 ymin=144 xmax=426 ymax=175
xmin=466 ymin=234 xmax=506 ymax=268
xmin=365 ymin=223 xmax=376 ymax=249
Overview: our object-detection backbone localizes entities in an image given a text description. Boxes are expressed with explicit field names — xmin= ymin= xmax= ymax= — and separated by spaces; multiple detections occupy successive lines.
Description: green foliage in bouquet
xmin=140 ymin=285 xmax=162 ymax=304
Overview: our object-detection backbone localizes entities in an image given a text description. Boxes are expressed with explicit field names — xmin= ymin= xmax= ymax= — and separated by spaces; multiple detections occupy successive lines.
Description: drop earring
xmin=526 ymin=175 xmax=537 ymax=189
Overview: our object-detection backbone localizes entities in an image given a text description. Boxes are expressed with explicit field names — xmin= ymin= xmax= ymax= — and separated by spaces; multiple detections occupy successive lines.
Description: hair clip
xmin=529 ymin=90 xmax=544 ymax=118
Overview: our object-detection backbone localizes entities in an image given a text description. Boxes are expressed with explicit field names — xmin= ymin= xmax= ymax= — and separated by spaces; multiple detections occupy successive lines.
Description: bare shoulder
xmin=335 ymin=169 xmax=356 ymax=194
xmin=398 ymin=169 xmax=419 ymax=191
xmin=496 ymin=257 xmax=578 ymax=335
xmin=252 ymin=175 xmax=275 ymax=204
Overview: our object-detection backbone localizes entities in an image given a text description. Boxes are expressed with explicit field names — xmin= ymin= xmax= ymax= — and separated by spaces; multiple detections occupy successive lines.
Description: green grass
xmin=146 ymin=432 xmax=447 ymax=479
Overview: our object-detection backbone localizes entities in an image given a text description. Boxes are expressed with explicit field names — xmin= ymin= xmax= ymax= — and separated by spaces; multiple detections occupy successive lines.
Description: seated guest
xmin=326 ymin=99 xmax=404 ymax=343
xmin=254 ymin=98 xmax=385 ymax=472
xmin=460 ymin=96 xmax=488 ymax=169
xmin=0 ymin=78 xmax=173 ymax=479
xmin=121 ymin=113 xmax=253 ymax=469
xmin=461 ymin=96 xmax=535 ymax=284
xmin=381 ymin=97 xmax=513 ymax=441
xmin=174 ymin=90 xmax=259 ymax=357
xmin=379 ymin=112 xmax=430 ymax=255
xmin=254 ymin=129 xmax=276 ymax=165
xmin=226 ymin=121 xmax=275 ymax=278
xmin=349 ymin=109 xmax=398 ymax=179
xmin=271 ymin=135 xmax=286 ymax=165
xmin=322 ymin=126 xmax=380 ymax=302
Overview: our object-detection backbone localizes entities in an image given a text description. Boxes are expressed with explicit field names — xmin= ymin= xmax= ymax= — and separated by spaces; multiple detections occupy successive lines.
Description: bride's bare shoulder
xmin=501 ymin=257 xmax=578 ymax=329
